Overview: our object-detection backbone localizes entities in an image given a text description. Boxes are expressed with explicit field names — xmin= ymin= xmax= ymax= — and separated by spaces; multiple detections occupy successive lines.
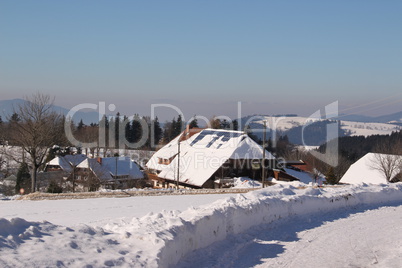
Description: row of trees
xmin=72 ymin=114 xmax=239 ymax=152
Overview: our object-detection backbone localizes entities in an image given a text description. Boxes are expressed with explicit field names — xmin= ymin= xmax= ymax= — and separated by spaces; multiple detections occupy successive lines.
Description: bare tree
xmin=9 ymin=93 xmax=61 ymax=192
xmin=371 ymin=153 xmax=402 ymax=182
xmin=371 ymin=141 xmax=402 ymax=182
xmin=209 ymin=116 xmax=222 ymax=129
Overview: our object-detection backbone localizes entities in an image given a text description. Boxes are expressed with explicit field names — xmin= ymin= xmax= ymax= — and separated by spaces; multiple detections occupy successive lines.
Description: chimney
xmin=179 ymin=125 xmax=190 ymax=142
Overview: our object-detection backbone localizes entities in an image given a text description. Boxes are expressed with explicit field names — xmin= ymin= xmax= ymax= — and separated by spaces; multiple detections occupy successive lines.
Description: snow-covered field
xmin=0 ymin=193 xmax=237 ymax=227
xmin=1 ymin=183 xmax=402 ymax=267
xmin=254 ymin=116 xmax=401 ymax=137
xmin=340 ymin=120 xmax=402 ymax=137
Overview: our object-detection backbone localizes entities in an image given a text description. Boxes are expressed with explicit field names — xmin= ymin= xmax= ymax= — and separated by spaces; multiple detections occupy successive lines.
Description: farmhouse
xmin=340 ymin=153 xmax=402 ymax=185
xmin=146 ymin=128 xmax=276 ymax=189
xmin=44 ymin=154 xmax=87 ymax=173
xmin=75 ymin=157 xmax=144 ymax=191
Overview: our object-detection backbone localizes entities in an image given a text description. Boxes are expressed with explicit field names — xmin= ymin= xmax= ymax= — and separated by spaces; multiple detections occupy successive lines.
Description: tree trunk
xmin=72 ymin=167 xmax=75 ymax=193
xmin=31 ymin=166 xmax=38 ymax=192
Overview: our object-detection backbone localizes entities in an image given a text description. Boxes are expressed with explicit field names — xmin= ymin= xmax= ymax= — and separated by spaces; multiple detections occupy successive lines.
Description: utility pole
xmin=72 ymin=164 xmax=76 ymax=193
xmin=177 ymin=139 xmax=180 ymax=189
xmin=115 ymin=156 xmax=118 ymax=189
xmin=176 ymin=125 xmax=187 ymax=189
xmin=262 ymin=121 xmax=266 ymax=188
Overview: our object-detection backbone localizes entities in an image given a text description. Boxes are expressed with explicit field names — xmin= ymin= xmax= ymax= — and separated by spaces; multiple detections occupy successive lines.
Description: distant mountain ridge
xmin=335 ymin=111 xmax=402 ymax=124
xmin=239 ymin=114 xmax=402 ymax=146
xmin=0 ymin=99 xmax=100 ymax=124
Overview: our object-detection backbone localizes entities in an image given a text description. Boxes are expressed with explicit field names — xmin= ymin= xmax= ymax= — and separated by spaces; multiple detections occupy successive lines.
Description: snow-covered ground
xmin=1 ymin=183 xmax=402 ymax=267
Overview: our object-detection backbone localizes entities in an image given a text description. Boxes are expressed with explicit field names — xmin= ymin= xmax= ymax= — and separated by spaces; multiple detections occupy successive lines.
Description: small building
xmin=280 ymin=160 xmax=308 ymax=171
xmin=340 ymin=153 xmax=402 ymax=185
xmin=146 ymin=128 xmax=276 ymax=189
xmin=75 ymin=157 xmax=144 ymax=191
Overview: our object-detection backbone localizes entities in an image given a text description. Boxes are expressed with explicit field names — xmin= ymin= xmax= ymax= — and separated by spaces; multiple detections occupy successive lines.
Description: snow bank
xmin=232 ymin=177 xmax=261 ymax=188
xmin=1 ymin=183 xmax=402 ymax=267
xmin=154 ymin=183 xmax=402 ymax=267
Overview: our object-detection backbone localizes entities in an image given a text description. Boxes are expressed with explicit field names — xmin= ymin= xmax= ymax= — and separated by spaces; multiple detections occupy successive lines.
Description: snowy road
xmin=0 ymin=193 xmax=237 ymax=226
xmin=177 ymin=204 xmax=402 ymax=268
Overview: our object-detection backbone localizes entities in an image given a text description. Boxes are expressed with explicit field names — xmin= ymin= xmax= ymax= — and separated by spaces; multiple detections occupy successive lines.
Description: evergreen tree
xmin=99 ymin=115 xmax=109 ymax=150
xmin=245 ymin=125 xmax=260 ymax=143
xmin=115 ymin=112 xmax=120 ymax=147
xmin=57 ymin=115 xmax=69 ymax=147
xmin=109 ymin=117 xmax=115 ymax=148
xmin=44 ymin=146 xmax=58 ymax=164
xmin=171 ymin=118 xmax=177 ymax=137
xmin=15 ymin=163 xmax=30 ymax=194
xmin=325 ymin=166 xmax=337 ymax=185
xmin=276 ymin=135 xmax=291 ymax=157
xmin=266 ymin=137 xmax=273 ymax=152
xmin=232 ymin=119 xmax=239 ymax=131
xmin=131 ymin=114 xmax=143 ymax=146
xmin=77 ymin=119 xmax=85 ymax=131
xmin=221 ymin=119 xmax=230 ymax=129
xmin=162 ymin=121 xmax=174 ymax=143
xmin=99 ymin=114 xmax=109 ymax=129
xmin=152 ymin=116 xmax=163 ymax=147
xmin=189 ymin=116 xmax=199 ymax=128
xmin=124 ymin=115 xmax=131 ymax=145
xmin=0 ymin=115 xmax=3 ymax=142
xmin=10 ymin=112 xmax=20 ymax=122
xmin=173 ymin=115 xmax=183 ymax=137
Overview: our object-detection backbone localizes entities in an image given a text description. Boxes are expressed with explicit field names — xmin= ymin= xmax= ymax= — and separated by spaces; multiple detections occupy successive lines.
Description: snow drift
xmin=155 ymin=183 xmax=402 ymax=267
xmin=1 ymin=183 xmax=402 ymax=267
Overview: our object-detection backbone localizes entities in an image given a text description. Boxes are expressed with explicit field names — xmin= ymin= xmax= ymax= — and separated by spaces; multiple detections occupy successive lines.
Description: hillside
xmin=244 ymin=115 xmax=402 ymax=146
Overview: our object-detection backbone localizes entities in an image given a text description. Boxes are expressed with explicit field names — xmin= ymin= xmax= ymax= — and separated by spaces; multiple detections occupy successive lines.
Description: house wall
xmin=74 ymin=169 xmax=101 ymax=192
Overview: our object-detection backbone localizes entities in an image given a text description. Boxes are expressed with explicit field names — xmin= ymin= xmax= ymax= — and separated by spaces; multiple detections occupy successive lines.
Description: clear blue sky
xmin=1 ymin=0 xmax=401 ymax=121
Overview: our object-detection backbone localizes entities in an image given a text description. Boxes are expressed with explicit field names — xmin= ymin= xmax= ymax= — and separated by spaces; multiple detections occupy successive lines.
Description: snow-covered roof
xmin=340 ymin=153 xmax=401 ymax=185
xmin=46 ymin=154 xmax=88 ymax=173
xmin=146 ymin=128 xmax=275 ymax=187
xmin=47 ymin=156 xmax=73 ymax=173
xmin=77 ymin=157 xmax=143 ymax=181
xmin=283 ymin=168 xmax=326 ymax=185
xmin=64 ymin=154 xmax=87 ymax=166
xmin=77 ymin=158 xmax=113 ymax=181
xmin=100 ymin=157 xmax=143 ymax=179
